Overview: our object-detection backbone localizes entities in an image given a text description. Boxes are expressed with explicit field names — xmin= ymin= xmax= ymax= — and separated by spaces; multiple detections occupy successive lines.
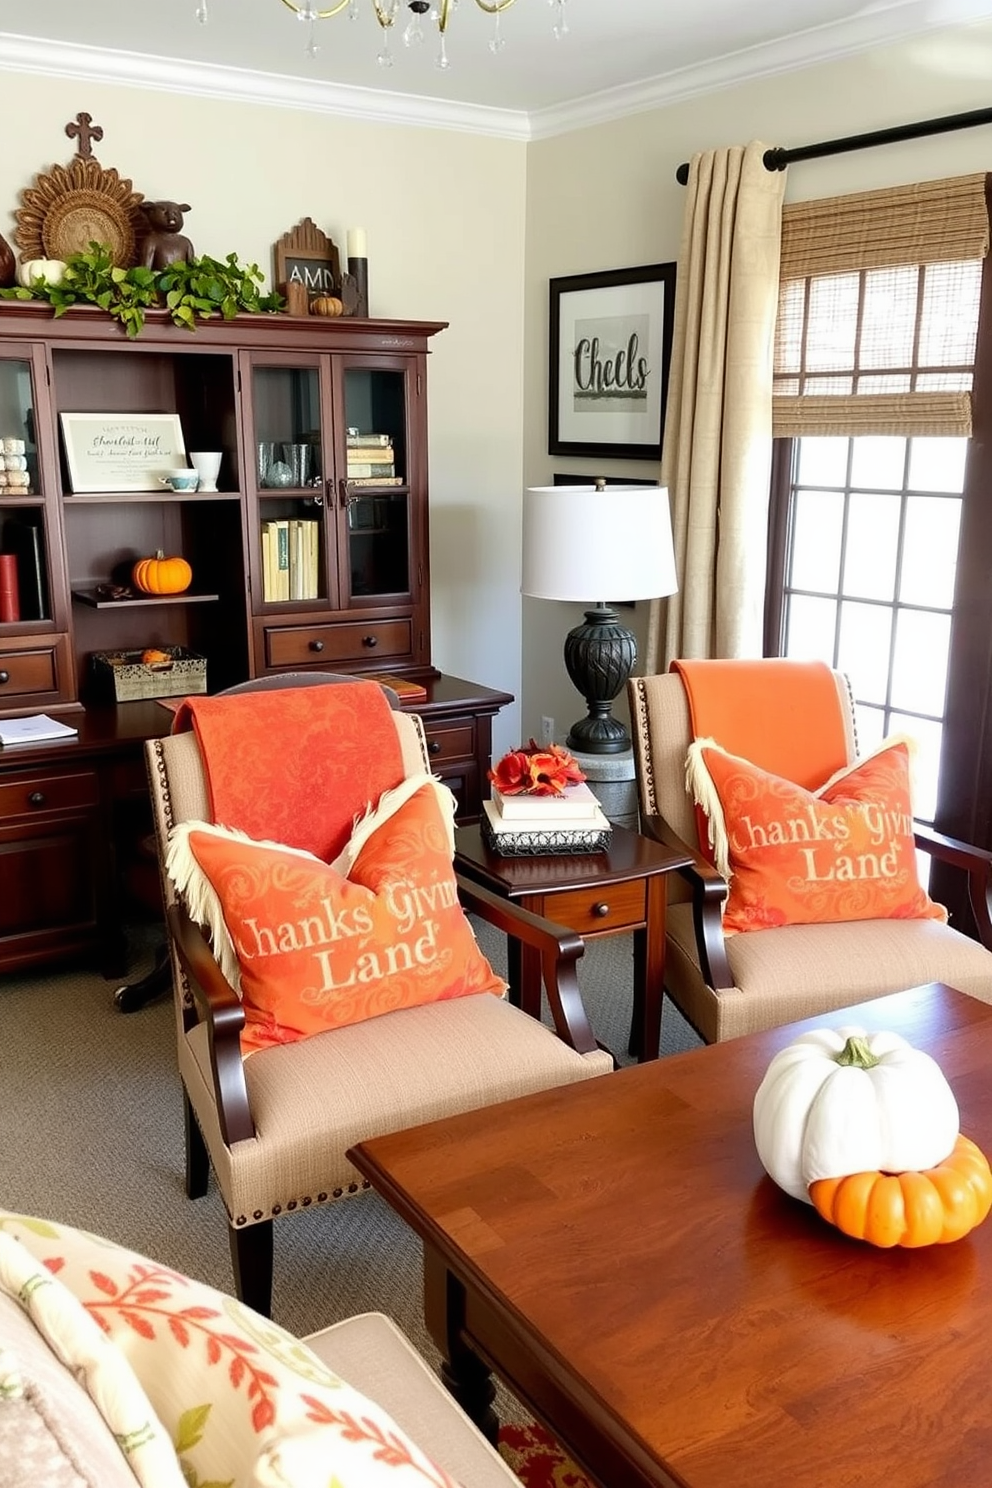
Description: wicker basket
xmin=92 ymin=647 xmax=207 ymax=703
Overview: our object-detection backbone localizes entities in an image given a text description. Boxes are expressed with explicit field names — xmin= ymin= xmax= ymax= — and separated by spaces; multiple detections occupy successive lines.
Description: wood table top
xmin=350 ymin=984 xmax=992 ymax=1488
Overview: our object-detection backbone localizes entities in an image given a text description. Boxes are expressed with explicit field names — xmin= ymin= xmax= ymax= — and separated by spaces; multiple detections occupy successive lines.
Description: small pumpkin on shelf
xmin=311 ymin=295 xmax=344 ymax=317
xmin=132 ymin=550 xmax=192 ymax=596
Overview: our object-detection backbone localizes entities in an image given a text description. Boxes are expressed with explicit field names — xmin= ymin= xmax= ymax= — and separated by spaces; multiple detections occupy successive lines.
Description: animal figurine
xmin=138 ymin=200 xmax=194 ymax=270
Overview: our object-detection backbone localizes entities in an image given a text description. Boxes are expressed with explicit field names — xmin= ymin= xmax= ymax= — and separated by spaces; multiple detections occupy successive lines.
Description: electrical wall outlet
xmin=541 ymin=715 xmax=555 ymax=745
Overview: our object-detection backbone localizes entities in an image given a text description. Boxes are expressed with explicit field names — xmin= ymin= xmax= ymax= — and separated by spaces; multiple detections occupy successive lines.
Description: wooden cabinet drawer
xmin=423 ymin=722 xmax=476 ymax=764
xmin=0 ymin=768 xmax=100 ymax=822
xmin=0 ymin=646 xmax=58 ymax=697
xmin=547 ymin=877 xmax=647 ymax=934
xmin=265 ymin=619 xmax=412 ymax=669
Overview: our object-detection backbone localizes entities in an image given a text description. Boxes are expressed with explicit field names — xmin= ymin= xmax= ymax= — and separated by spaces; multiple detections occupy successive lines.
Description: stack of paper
xmin=0 ymin=713 xmax=79 ymax=747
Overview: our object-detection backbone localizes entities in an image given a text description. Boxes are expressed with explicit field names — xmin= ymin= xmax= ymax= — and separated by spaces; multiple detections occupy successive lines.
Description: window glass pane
xmin=859 ymin=265 xmax=917 ymax=369
xmin=853 ymin=374 xmax=911 ymax=393
xmin=843 ymin=493 xmax=899 ymax=600
xmin=803 ymin=375 xmax=854 ymax=395
xmin=774 ymin=280 xmax=805 ymax=374
xmin=900 ymin=495 xmax=960 ymax=608
xmin=789 ymin=490 xmax=843 ymax=593
xmin=891 ymin=609 xmax=951 ymax=717
xmin=849 ymin=437 xmax=905 ymax=490
xmin=785 ymin=595 xmax=837 ymax=659
xmin=854 ymin=703 xmax=886 ymax=755
xmin=907 ymin=437 xmax=967 ymax=493
xmin=796 ymin=437 xmax=848 ymax=487
xmin=837 ymin=600 xmax=892 ymax=704
xmin=889 ymin=712 xmax=943 ymax=822
xmin=914 ymin=372 xmax=972 ymax=391
xmin=805 ymin=275 xmax=859 ymax=370
xmin=919 ymin=261 xmax=982 ymax=367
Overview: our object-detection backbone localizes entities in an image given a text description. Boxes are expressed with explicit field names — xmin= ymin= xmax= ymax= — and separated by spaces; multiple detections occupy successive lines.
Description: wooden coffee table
xmin=349 ymin=984 xmax=992 ymax=1488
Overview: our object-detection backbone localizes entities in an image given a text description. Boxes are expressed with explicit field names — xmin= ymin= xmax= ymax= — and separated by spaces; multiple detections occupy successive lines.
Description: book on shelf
xmin=0 ymin=713 xmax=78 ymax=747
xmin=347 ymin=447 xmax=395 ymax=464
xmin=481 ymin=799 xmax=612 ymax=856
xmin=357 ymin=672 xmax=428 ymax=702
xmin=347 ymin=461 xmax=396 ymax=479
xmin=347 ymin=475 xmax=404 ymax=487
xmin=260 ymin=519 xmax=290 ymax=602
xmin=1 ymin=519 xmax=45 ymax=620
xmin=346 ymin=432 xmax=393 ymax=448
xmin=0 ymin=552 xmax=19 ymax=622
xmin=492 ymin=780 xmax=602 ymax=821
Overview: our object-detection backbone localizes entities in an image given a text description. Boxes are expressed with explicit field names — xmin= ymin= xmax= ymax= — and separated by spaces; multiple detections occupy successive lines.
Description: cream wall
xmin=0 ymin=72 xmax=528 ymax=750
xmin=523 ymin=19 xmax=992 ymax=749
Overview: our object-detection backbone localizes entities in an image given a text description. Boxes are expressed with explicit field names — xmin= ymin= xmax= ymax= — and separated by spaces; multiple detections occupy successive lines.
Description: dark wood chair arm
xmin=456 ymin=874 xmax=598 ymax=1055
xmin=166 ymin=902 xmax=255 ymax=1146
xmin=915 ymin=822 xmax=992 ymax=949
xmin=639 ymin=814 xmax=733 ymax=989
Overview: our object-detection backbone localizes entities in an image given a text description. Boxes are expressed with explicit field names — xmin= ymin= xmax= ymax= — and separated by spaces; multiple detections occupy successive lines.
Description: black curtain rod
xmin=674 ymin=104 xmax=992 ymax=185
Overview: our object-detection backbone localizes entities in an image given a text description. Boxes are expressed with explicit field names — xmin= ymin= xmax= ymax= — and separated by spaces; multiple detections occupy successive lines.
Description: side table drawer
xmin=0 ymin=645 xmax=58 ymax=696
xmin=549 ymin=878 xmax=647 ymax=934
xmin=0 ymin=768 xmax=100 ymax=822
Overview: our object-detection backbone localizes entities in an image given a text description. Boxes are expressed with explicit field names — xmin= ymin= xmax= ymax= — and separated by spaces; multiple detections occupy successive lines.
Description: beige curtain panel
xmin=646 ymin=141 xmax=786 ymax=670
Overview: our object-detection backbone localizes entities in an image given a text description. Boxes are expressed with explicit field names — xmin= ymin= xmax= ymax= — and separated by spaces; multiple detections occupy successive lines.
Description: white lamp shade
xmin=522 ymin=485 xmax=677 ymax=603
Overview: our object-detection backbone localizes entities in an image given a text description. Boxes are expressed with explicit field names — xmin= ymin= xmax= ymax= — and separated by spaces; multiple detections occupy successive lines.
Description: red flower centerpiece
xmin=489 ymin=739 xmax=586 ymax=799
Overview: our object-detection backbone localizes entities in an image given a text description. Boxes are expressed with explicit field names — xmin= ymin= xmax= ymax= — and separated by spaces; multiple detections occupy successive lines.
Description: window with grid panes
xmin=766 ymin=176 xmax=988 ymax=835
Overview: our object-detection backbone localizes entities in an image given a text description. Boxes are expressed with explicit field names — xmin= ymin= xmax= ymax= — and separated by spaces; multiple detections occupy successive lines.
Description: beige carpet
xmin=0 ymin=917 xmax=701 ymax=1375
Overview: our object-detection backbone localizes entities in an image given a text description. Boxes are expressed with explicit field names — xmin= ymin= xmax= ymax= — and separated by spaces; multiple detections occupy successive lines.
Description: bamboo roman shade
xmin=773 ymin=173 xmax=989 ymax=439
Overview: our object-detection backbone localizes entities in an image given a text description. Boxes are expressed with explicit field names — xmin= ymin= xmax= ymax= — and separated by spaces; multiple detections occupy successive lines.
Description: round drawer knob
xmin=28 ymin=791 xmax=46 ymax=808
xmin=591 ymin=901 xmax=610 ymax=918
xmin=308 ymin=640 xmax=325 ymax=653
xmin=0 ymin=670 xmax=9 ymax=685
xmin=428 ymin=739 xmax=441 ymax=755
xmin=362 ymin=635 xmax=378 ymax=648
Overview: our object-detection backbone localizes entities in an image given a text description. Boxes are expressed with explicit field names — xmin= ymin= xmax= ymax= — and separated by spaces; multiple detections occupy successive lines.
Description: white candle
xmin=347 ymin=228 xmax=367 ymax=260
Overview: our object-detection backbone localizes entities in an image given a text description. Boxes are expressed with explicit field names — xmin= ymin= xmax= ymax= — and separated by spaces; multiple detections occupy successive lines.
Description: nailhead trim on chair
xmin=235 ymin=1181 xmax=372 ymax=1227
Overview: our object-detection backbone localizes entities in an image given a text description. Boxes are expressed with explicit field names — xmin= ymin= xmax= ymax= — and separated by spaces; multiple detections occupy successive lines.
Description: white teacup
xmin=159 ymin=468 xmax=199 ymax=493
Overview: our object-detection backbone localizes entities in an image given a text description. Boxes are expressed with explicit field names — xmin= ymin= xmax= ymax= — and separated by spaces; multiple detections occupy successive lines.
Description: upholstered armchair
xmin=628 ymin=664 xmax=992 ymax=1046
xmin=146 ymin=681 xmax=612 ymax=1316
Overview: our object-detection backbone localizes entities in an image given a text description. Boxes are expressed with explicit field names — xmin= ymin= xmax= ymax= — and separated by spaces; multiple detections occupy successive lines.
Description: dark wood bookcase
xmin=0 ymin=304 xmax=510 ymax=975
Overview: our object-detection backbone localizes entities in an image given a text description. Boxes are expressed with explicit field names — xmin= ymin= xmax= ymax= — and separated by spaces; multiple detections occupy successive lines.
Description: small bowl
xmin=159 ymin=469 xmax=199 ymax=493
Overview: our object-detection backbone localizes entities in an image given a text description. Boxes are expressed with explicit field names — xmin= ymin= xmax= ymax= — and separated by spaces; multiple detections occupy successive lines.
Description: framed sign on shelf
xmin=60 ymin=412 xmax=186 ymax=493
xmin=548 ymin=262 xmax=676 ymax=460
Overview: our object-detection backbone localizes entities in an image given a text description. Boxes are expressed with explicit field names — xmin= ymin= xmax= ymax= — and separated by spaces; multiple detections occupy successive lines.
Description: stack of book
xmin=482 ymin=780 xmax=612 ymax=856
xmin=260 ymin=518 xmax=321 ymax=602
xmin=347 ymin=432 xmax=403 ymax=487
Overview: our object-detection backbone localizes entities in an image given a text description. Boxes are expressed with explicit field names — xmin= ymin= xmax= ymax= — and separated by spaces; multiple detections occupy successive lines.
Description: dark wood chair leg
xmin=184 ymin=1093 xmax=209 ymax=1200
xmin=229 ymin=1220 xmax=274 ymax=1318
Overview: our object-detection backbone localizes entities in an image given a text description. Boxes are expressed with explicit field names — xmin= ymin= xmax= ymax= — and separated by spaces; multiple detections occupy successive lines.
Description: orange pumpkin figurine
xmin=132 ymin=550 xmax=192 ymax=596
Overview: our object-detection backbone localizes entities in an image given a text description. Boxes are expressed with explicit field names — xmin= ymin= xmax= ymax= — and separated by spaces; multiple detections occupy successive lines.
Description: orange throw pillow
xmin=166 ymin=776 xmax=505 ymax=1054
xmin=685 ymin=737 xmax=947 ymax=933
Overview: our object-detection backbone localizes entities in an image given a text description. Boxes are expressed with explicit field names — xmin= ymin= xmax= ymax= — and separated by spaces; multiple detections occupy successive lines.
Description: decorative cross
xmin=65 ymin=112 xmax=103 ymax=159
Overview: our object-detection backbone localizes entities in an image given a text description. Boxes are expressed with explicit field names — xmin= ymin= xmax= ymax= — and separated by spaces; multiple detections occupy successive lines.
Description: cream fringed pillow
xmin=685 ymin=735 xmax=947 ymax=933
xmin=166 ymin=774 xmax=505 ymax=1055
xmin=1 ymin=1212 xmax=459 ymax=1488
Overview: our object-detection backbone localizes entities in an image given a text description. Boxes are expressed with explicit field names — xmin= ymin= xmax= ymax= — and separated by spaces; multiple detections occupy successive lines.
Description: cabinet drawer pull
xmin=591 ymin=901 xmax=610 ymax=918
xmin=309 ymin=640 xmax=325 ymax=653
xmin=28 ymin=791 xmax=46 ymax=808
xmin=362 ymin=635 xmax=378 ymax=648
xmin=428 ymin=739 xmax=441 ymax=755
xmin=0 ymin=671 xmax=8 ymax=685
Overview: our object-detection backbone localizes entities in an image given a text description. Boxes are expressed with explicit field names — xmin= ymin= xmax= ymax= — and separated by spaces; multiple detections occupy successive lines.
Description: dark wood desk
xmin=455 ymin=823 xmax=691 ymax=1061
xmin=350 ymin=984 xmax=992 ymax=1488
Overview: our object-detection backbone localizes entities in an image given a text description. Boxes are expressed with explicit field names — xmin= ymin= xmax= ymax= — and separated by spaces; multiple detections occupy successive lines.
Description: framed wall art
xmin=60 ymin=412 xmax=186 ymax=493
xmin=548 ymin=262 xmax=676 ymax=461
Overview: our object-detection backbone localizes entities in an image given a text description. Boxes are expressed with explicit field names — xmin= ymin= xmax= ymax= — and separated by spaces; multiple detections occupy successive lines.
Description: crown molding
xmin=528 ymin=2 xmax=992 ymax=140
xmin=0 ymin=32 xmax=531 ymax=141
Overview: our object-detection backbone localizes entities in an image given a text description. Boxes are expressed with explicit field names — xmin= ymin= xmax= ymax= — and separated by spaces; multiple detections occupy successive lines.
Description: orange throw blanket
xmin=172 ymin=681 xmax=406 ymax=862
xmin=671 ymin=658 xmax=849 ymax=789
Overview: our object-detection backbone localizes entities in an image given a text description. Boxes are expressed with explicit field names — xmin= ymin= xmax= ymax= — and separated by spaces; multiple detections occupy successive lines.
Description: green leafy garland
xmin=0 ymin=243 xmax=284 ymax=338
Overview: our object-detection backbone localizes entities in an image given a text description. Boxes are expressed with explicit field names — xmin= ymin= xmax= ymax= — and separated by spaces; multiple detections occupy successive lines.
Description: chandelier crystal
xmin=238 ymin=0 xmax=571 ymax=69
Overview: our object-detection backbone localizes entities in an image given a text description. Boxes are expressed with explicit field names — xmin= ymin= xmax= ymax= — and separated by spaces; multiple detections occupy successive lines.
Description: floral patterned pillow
xmin=0 ymin=1211 xmax=458 ymax=1488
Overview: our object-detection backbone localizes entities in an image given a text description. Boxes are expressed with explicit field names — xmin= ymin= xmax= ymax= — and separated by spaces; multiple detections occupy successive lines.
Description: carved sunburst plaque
xmin=14 ymin=156 xmax=144 ymax=268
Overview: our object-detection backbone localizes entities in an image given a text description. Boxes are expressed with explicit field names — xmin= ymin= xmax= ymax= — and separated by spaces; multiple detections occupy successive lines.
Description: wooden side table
xmin=454 ymin=823 xmax=692 ymax=1062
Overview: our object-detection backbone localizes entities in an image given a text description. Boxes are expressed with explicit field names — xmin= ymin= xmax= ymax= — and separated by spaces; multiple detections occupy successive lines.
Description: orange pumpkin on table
xmin=132 ymin=550 xmax=192 ymax=595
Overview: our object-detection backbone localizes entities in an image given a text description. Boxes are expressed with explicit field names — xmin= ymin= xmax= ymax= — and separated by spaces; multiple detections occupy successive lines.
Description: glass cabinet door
xmin=246 ymin=356 xmax=329 ymax=607
xmin=340 ymin=363 xmax=412 ymax=603
xmin=0 ymin=349 xmax=51 ymax=624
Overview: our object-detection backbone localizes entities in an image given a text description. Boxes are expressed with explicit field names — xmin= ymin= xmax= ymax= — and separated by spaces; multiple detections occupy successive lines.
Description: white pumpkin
xmin=752 ymin=1025 xmax=959 ymax=1203
xmin=17 ymin=259 xmax=66 ymax=288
